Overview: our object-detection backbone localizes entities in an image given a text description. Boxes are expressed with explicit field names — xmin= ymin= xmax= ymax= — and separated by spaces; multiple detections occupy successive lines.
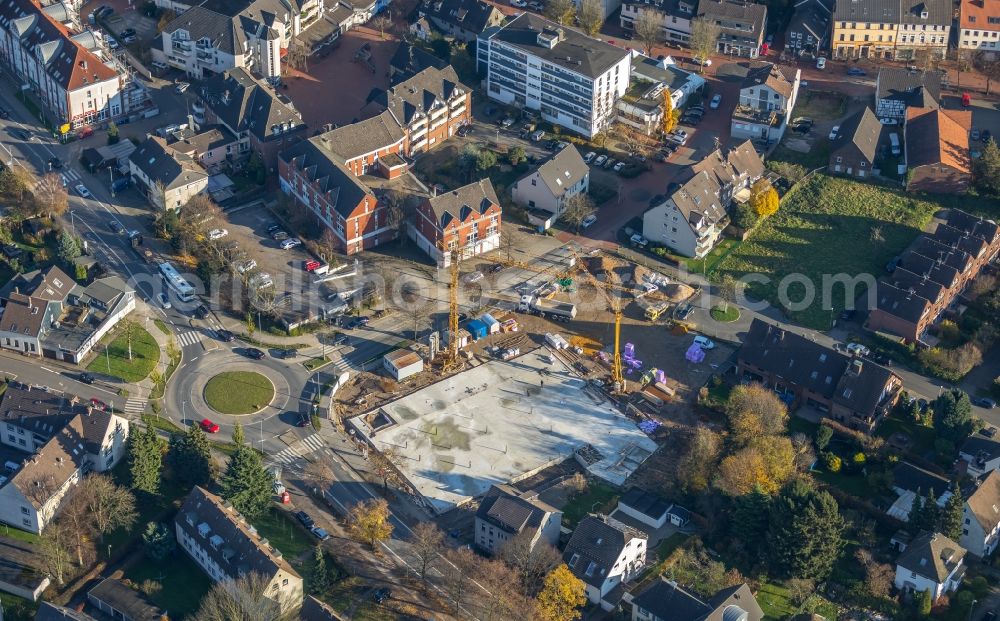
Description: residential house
xmin=629 ymin=578 xmax=764 ymax=621
xmin=35 ymin=603 xmax=95 ymax=621
xmin=696 ymin=0 xmax=767 ymax=58
xmin=619 ymin=0 xmax=696 ymax=46
xmin=894 ymin=531 xmax=966 ymax=599
xmin=0 ymin=385 xmax=129 ymax=533
xmin=828 ymin=106 xmax=881 ymax=178
xmin=308 ymin=111 xmax=407 ymax=178
xmin=419 ymin=0 xmax=504 ymax=41
xmin=474 ymin=484 xmax=562 ymax=555
xmin=960 ymin=470 xmax=1000 ymax=557
xmin=197 ymin=68 xmax=308 ymax=170
xmin=563 ymin=515 xmax=647 ymax=611
xmin=0 ymin=0 xmax=129 ymax=128
xmin=372 ymin=65 xmax=472 ymax=156
xmin=960 ymin=434 xmax=1000 ymax=478
xmin=278 ymin=138 xmax=390 ymax=255
xmin=410 ymin=15 xmax=432 ymax=40
xmin=412 ymin=179 xmax=501 ymax=266
xmin=477 ymin=13 xmax=632 ymax=138
xmin=87 ymin=578 xmax=164 ymax=621
xmin=958 ymin=0 xmax=1000 ymax=57
xmin=616 ymin=54 xmax=705 ymax=135
xmin=875 ymin=67 xmax=941 ymax=121
xmin=128 ymin=135 xmax=209 ymax=210
xmin=168 ymin=124 xmax=241 ymax=170
xmin=786 ymin=0 xmax=832 ymax=58
xmin=867 ymin=210 xmax=1000 ymax=344
xmin=895 ymin=0 xmax=951 ymax=60
xmin=511 ymin=144 xmax=590 ymax=219
xmin=905 ymin=107 xmax=972 ymax=194
xmin=642 ymin=141 xmax=765 ymax=258
xmin=723 ymin=61 xmax=800 ymax=143
xmin=176 ymin=486 xmax=304 ymax=615
xmin=737 ymin=318 xmax=902 ymax=433
xmin=888 ymin=461 xmax=952 ymax=520
xmin=0 ymin=267 xmax=136 ymax=364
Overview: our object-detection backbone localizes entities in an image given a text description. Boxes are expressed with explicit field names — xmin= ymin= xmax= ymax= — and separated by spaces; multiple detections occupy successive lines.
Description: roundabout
xmin=204 ymin=371 xmax=275 ymax=415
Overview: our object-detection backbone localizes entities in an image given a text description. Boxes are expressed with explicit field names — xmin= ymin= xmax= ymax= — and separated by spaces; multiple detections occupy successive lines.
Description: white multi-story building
xmin=477 ymin=13 xmax=631 ymax=138
xmin=960 ymin=471 xmax=1000 ymax=558
xmin=894 ymin=531 xmax=966 ymax=600
xmin=619 ymin=0 xmax=696 ymax=46
xmin=563 ymin=516 xmax=647 ymax=611
xmin=0 ymin=0 xmax=126 ymax=128
xmin=511 ymin=144 xmax=590 ymax=217
xmin=958 ymin=0 xmax=1000 ymax=56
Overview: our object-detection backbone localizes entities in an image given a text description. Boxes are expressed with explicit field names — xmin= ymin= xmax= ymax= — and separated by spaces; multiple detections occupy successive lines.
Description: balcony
xmin=449 ymin=106 xmax=466 ymax=118
xmin=732 ymin=104 xmax=783 ymax=127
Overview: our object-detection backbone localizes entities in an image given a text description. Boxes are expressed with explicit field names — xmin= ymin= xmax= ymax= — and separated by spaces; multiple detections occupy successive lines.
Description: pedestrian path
xmin=270 ymin=433 xmax=327 ymax=466
xmin=176 ymin=330 xmax=202 ymax=348
xmin=124 ymin=398 xmax=147 ymax=415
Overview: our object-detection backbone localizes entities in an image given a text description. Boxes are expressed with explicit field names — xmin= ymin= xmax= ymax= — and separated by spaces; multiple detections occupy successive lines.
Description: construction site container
xmin=466 ymin=319 xmax=488 ymax=340
xmin=481 ymin=313 xmax=500 ymax=334
xmin=384 ymin=349 xmax=424 ymax=381
xmin=653 ymin=382 xmax=676 ymax=398
xmin=545 ymin=333 xmax=569 ymax=350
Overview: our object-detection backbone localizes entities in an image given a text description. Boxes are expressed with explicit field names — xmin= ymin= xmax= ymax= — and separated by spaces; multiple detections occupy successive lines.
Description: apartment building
xmin=958 ymin=0 xmax=1000 ymax=56
xmin=128 ymin=135 xmax=210 ymax=210
xmin=198 ymin=68 xmax=308 ymax=170
xmin=176 ymin=487 xmax=303 ymax=616
xmin=475 ymin=484 xmax=561 ymax=555
xmin=642 ymin=141 xmax=764 ymax=258
xmin=867 ymin=210 xmax=1000 ymax=344
xmin=0 ymin=0 xmax=126 ymax=128
xmin=372 ymin=65 xmax=472 ymax=156
xmin=477 ymin=13 xmax=631 ymax=138
xmin=619 ymin=0 xmax=696 ymax=46
xmin=564 ymin=515 xmax=647 ymax=611
xmin=696 ymin=0 xmax=767 ymax=58
xmin=278 ymin=138 xmax=390 ymax=255
xmin=310 ymin=111 xmax=407 ymax=178
xmin=616 ymin=54 xmax=704 ymax=135
xmin=738 ymin=318 xmax=902 ymax=433
xmin=0 ymin=384 xmax=129 ymax=533
xmin=786 ymin=0 xmax=832 ymax=58
xmin=412 ymin=179 xmax=501 ymax=266
xmin=831 ymin=0 xmax=950 ymax=60
xmin=725 ymin=61 xmax=800 ymax=143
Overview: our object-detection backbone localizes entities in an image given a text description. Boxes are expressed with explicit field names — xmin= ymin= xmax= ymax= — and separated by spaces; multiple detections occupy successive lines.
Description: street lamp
xmin=183 ymin=400 xmax=187 ymax=422
xmin=69 ymin=210 xmax=76 ymax=237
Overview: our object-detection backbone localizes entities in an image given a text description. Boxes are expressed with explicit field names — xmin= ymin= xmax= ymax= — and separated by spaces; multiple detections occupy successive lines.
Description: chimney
xmin=851 ymin=359 xmax=863 ymax=375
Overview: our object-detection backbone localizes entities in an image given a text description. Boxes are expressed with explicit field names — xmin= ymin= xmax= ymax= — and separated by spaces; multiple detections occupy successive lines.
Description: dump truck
xmin=644 ymin=302 xmax=671 ymax=321
xmin=518 ymin=294 xmax=576 ymax=320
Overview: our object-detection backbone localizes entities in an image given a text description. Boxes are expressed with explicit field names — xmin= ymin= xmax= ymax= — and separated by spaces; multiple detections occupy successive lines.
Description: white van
xmin=889 ymin=132 xmax=900 ymax=156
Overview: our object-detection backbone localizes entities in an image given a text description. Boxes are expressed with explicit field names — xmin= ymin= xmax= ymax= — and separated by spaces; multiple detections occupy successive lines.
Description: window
xmin=282 ymin=579 xmax=289 ymax=586
xmin=6 ymin=435 xmax=13 ymax=443
xmin=966 ymin=518 xmax=971 ymax=524
xmin=964 ymin=529 xmax=969 ymax=535
xmin=21 ymin=506 xmax=29 ymax=515
xmin=5 ymin=424 xmax=12 ymax=431
xmin=22 ymin=518 xmax=31 ymax=527
xmin=530 ymin=178 xmax=536 ymax=186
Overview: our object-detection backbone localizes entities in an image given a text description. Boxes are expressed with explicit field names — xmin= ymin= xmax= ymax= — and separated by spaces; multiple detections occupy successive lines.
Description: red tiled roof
xmin=906 ymin=107 xmax=972 ymax=175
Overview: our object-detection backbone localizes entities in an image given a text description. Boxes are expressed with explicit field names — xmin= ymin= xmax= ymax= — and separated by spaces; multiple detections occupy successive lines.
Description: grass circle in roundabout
xmin=203 ymin=371 xmax=275 ymax=415
xmin=710 ymin=304 xmax=741 ymax=323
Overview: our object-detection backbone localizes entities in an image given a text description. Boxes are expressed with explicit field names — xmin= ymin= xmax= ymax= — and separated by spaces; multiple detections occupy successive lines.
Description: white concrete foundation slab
xmin=351 ymin=349 xmax=657 ymax=514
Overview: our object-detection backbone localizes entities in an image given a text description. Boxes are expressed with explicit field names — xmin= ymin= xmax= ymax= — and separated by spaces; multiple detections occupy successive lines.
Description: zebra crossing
xmin=124 ymin=398 xmax=147 ymax=415
xmin=176 ymin=330 xmax=202 ymax=348
xmin=270 ymin=433 xmax=327 ymax=466
xmin=61 ymin=168 xmax=81 ymax=183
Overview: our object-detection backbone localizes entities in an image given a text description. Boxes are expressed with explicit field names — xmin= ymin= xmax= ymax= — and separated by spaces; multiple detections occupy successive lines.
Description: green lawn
xmin=0 ymin=523 xmax=39 ymax=545
xmin=712 ymin=174 xmax=939 ymax=330
xmin=252 ymin=508 xmax=314 ymax=560
xmin=0 ymin=593 xmax=37 ymax=621
xmin=562 ymin=481 xmax=619 ymax=528
xmin=710 ymin=305 xmax=740 ymax=322
xmin=787 ymin=415 xmax=820 ymax=437
xmin=303 ymin=356 xmax=332 ymax=371
xmin=322 ymin=576 xmax=394 ymax=621
xmin=128 ymin=550 xmax=212 ymax=618
xmin=203 ymin=371 xmax=274 ymax=415
xmin=789 ymin=91 xmax=848 ymax=121
xmin=152 ymin=319 xmax=171 ymax=336
xmin=684 ymin=238 xmax=740 ymax=276
xmin=757 ymin=582 xmax=797 ymax=620
xmin=86 ymin=325 xmax=159 ymax=383
xmin=813 ymin=468 xmax=873 ymax=497
xmin=875 ymin=413 xmax=936 ymax=456
xmin=657 ymin=532 xmax=690 ymax=560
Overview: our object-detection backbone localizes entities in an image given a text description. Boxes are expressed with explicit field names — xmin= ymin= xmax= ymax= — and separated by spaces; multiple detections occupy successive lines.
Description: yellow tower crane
xmin=437 ymin=239 xmax=461 ymax=373
xmin=567 ymin=250 xmax=625 ymax=388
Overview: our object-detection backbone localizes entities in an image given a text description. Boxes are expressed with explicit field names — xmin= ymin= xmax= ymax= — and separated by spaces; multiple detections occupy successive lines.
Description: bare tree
xmin=633 ymin=9 xmax=664 ymax=56
xmin=382 ymin=189 xmax=408 ymax=243
xmin=302 ymin=460 xmax=335 ymax=493
xmin=499 ymin=531 xmax=562 ymax=595
xmin=410 ymin=522 xmax=444 ymax=586
xmin=195 ymin=572 xmax=282 ymax=621
xmin=689 ymin=18 xmax=721 ymax=72
xmin=560 ymin=193 xmax=597 ymax=233
xmin=544 ymin=0 xmax=574 ymax=24
xmin=501 ymin=230 xmax=515 ymax=262
xmin=319 ymin=228 xmax=340 ymax=263
xmin=442 ymin=546 xmax=477 ymax=609
xmin=369 ymin=448 xmax=403 ymax=491
xmin=85 ymin=474 xmax=138 ymax=538
xmin=577 ymin=0 xmax=604 ymax=36
xmin=974 ymin=51 xmax=1000 ymax=95
xmin=58 ymin=488 xmax=96 ymax=567
xmin=121 ymin=320 xmax=139 ymax=361
xmin=478 ymin=559 xmax=534 ymax=621
xmin=38 ymin=521 xmax=75 ymax=586
xmin=33 ymin=173 xmax=69 ymax=218
xmin=371 ymin=14 xmax=392 ymax=39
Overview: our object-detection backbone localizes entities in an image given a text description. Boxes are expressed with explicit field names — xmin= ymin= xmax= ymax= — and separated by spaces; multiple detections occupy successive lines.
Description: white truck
xmin=518 ymin=294 xmax=577 ymax=321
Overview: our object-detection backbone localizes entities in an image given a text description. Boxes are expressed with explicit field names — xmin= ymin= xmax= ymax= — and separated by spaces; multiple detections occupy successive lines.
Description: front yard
xmin=86 ymin=325 xmax=159 ymax=383
xmin=127 ymin=550 xmax=212 ymax=618
xmin=712 ymin=174 xmax=939 ymax=330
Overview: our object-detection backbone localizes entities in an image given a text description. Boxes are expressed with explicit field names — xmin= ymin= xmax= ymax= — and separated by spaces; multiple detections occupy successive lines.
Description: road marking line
xmin=40 ymin=366 xmax=56 ymax=373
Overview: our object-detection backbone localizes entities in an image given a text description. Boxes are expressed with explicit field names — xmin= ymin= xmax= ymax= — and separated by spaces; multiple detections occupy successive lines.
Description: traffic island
xmin=203 ymin=371 xmax=275 ymax=415
xmin=710 ymin=305 xmax=740 ymax=322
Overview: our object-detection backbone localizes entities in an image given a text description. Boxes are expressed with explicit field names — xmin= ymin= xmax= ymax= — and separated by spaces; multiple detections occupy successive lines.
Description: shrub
xmin=918 ymin=343 xmax=983 ymax=381
xmin=822 ymin=452 xmax=842 ymax=473
xmin=852 ymin=452 xmax=866 ymax=466
xmin=815 ymin=426 xmax=833 ymax=451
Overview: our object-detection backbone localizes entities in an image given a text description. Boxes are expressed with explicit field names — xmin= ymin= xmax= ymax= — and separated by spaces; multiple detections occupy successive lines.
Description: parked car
xmin=816 ymin=57 xmax=826 ymax=69
xmin=500 ymin=116 xmax=516 ymax=128
xmin=78 ymin=372 xmax=95 ymax=384
xmin=244 ymin=347 xmax=265 ymax=360
xmin=463 ymin=270 xmax=484 ymax=284
xmin=828 ymin=126 xmax=840 ymax=140
xmin=266 ymin=223 xmax=283 ymax=233
xmin=581 ymin=214 xmax=597 ymax=229
xmin=208 ymin=228 xmax=228 ymax=240
xmin=693 ymin=335 xmax=715 ymax=349
xmin=983 ymin=129 xmax=993 ymax=143
xmin=846 ymin=67 xmax=866 ymax=76
xmin=593 ymin=154 xmax=608 ymax=167
xmin=613 ymin=161 xmax=626 ymax=172
xmin=373 ymin=588 xmax=392 ymax=604
xmin=175 ymin=82 xmax=190 ymax=93
xmin=676 ymin=303 xmax=694 ymax=320
xmin=530 ymin=129 xmax=545 ymax=141
xmin=583 ymin=151 xmax=596 ymax=163
xmin=528 ymin=0 xmax=543 ymax=9
xmin=271 ymin=230 xmax=289 ymax=241
xmin=200 ymin=419 xmax=220 ymax=433
xmin=982 ymin=427 xmax=998 ymax=438
xmin=880 ymin=117 xmax=899 ymax=125
xmin=332 ymin=333 xmax=350 ymax=346
xmin=157 ymin=292 xmax=171 ymax=309
xmin=295 ymin=511 xmax=315 ymax=528
xmin=216 ymin=329 xmax=235 ymax=342
xmin=75 ymin=184 xmax=92 ymax=198
xmin=109 ymin=220 xmax=125 ymax=235
xmin=195 ymin=304 xmax=210 ymax=319
xmin=280 ymin=238 xmax=303 ymax=250
xmin=510 ymin=0 xmax=527 ymax=7
xmin=709 ymin=94 xmax=722 ymax=109
xmin=9 ymin=127 xmax=30 ymax=140
xmin=48 ymin=157 xmax=63 ymax=170
xmin=489 ymin=263 xmax=504 ymax=273
xmin=237 ymin=259 xmax=257 ymax=274
xmin=974 ymin=397 xmax=997 ymax=409
xmin=311 ymin=526 xmax=331 ymax=541
xmin=629 ymin=233 xmax=648 ymax=247
xmin=455 ymin=124 xmax=472 ymax=137
xmin=694 ymin=56 xmax=712 ymax=66
xmin=845 ymin=342 xmax=871 ymax=356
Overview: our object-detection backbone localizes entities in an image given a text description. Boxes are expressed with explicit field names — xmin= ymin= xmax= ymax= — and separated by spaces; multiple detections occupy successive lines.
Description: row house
xmin=371 ymin=65 xmax=472 ymax=156
xmin=0 ymin=384 xmax=129 ymax=533
xmin=831 ymin=0 xmax=950 ymax=60
xmin=738 ymin=318 xmax=902 ymax=433
xmin=311 ymin=110 xmax=407 ymax=177
xmin=0 ymin=0 xmax=125 ymax=128
xmin=958 ymin=0 xmax=1000 ymax=57
xmin=176 ymin=487 xmax=303 ymax=616
xmin=867 ymin=210 xmax=1000 ymax=344
xmin=412 ymin=179 xmax=501 ymax=267
xmin=642 ymin=141 xmax=764 ymax=258
xmin=619 ymin=0 xmax=696 ymax=47
xmin=786 ymin=0 xmax=832 ymax=58
xmin=278 ymin=137 xmax=392 ymax=255
xmin=696 ymin=0 xmax=767 ymax=58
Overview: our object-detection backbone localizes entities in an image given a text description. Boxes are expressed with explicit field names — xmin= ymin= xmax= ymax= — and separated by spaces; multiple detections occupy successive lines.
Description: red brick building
xmin=867 ymin=210 xmax=1000 ymax=344
xmin=413 ymin=180 xmax=501 ymax=267
xmin=371 ymin=66 xmax=471 ymax=157
xmin=315 ymin=110 xmax=408 ymax=178
xmin=905 ymin=107 xmax=973 ymax=195
xmin=278 ymin=139 xmax=395 ymax=255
